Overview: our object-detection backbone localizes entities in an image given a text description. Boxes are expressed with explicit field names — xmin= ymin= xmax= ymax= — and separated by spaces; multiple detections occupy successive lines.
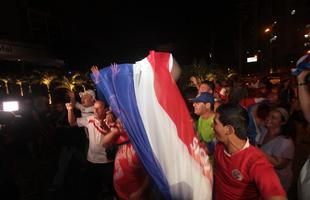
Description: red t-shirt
xmin=240 ymin=98 xmax=256 ymax=109
xmin=115 ymin=130 xmax=129 ymax=145
xmin=215 ymin=143 xmax=286 ymax=200
xmin=113 ymin=143 xmax=148 ymax=200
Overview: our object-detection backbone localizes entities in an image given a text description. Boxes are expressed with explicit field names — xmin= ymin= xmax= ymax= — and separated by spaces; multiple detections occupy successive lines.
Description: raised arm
xmin=190 ymin=76 xmax=200 ymax=90
xmin=65 ymin=102 xmax=77 ymax=127
xmin=67 ymin=91 xmax=76 ymax=106
xmin=91 ymin=65 xmax=101 ymax=84
xmin=101 ymin=127 xmax=120 ymax=147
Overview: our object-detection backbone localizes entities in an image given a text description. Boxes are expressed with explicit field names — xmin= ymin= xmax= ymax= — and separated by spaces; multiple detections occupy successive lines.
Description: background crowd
xmin=0 ymin=55 xmax=309 ymax=200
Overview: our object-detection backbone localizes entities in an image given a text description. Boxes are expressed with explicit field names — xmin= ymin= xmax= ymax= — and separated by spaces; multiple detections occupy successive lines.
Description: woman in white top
xmin=258 ymin=107 xmax=295 ymax=191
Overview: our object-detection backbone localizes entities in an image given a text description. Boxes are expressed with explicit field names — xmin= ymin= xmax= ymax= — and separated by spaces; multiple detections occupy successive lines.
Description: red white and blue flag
xmin=92 ymin=51 xmax=213 ymax=200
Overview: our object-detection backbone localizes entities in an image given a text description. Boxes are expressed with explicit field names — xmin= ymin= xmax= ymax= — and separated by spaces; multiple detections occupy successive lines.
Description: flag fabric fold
xmin=92 ymin=51 xmax=212 ymax=200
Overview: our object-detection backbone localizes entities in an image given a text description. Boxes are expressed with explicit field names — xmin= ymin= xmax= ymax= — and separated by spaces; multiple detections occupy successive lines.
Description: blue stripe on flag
xmin=92 ymin=64 xmax=171 ymax=199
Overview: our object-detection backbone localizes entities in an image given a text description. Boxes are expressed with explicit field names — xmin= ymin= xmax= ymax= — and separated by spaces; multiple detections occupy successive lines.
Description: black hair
xmin=256 ymin=102 xmax=272 ymax=120
xmin=216 ymin=103 xmax=249 ymax=140
xmin=204 ymin=101 xmax=215 ymax=111
xmin=201 ymin=81 xmax=215 ymax=93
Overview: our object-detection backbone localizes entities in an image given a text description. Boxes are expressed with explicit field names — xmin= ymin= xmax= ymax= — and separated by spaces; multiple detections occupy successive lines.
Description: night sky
xmin=2 ymin=0 xmax=237 ymax=70
xmin=46 ymin=0 xmax=237 ymax=69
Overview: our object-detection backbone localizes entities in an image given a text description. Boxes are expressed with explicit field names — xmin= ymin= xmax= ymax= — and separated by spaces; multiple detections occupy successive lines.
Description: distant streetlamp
xmin=263 ymin=25 xmax=277 ymax=72
xmin=264 ymin=28 xmax=271 ymax=33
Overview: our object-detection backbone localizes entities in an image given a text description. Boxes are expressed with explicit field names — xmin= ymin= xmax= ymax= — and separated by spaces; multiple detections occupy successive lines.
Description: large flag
xmin=92 ymin=51 xmax=212 ymax=200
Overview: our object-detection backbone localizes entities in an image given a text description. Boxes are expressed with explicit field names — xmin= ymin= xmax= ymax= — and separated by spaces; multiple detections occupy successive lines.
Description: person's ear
xmin=225 ymin=124 xmax=235 ymax=136
xmin=205 ymin=102 xmax=211 ymax=109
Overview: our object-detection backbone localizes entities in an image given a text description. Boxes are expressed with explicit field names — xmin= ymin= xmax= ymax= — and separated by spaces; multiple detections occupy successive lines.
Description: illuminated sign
xmin=247 ymin=55 xmax=258 ymax=63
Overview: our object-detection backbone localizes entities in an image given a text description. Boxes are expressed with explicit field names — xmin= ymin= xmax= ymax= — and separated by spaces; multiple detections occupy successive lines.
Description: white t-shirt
xmin=75 ymin=102 xmax=94 ymax=118
xmin=77 ymin=115 xmax=112 ymax=164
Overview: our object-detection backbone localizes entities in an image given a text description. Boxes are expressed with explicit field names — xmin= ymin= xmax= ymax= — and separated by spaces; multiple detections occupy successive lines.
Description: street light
xmin=263 ymin=26 xmax=275 ymax=72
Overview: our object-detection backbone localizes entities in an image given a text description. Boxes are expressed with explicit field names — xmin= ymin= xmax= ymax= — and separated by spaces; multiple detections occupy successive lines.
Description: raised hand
xmin=66 ymin=90 xmax=75 ymax=100
xmin=65 ymin=102 xmax=74 ymax=110
xmin=91 ymin=65 xmax=101 ymax=83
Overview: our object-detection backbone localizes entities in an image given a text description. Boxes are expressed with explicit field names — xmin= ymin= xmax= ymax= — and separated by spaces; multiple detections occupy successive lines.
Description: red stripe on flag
xmin=147 ymin=51 xmax=194 ymax=148
xmin=147 ymin=51 xmax=213 ymax=181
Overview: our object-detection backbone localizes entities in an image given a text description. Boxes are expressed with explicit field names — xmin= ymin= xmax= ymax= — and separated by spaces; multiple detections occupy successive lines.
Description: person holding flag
xmin=90 ymin=51 xmax=213 ymax=200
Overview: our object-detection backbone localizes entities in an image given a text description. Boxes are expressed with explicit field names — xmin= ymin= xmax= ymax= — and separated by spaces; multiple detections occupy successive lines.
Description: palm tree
xmin=0 ymin=77 xmax=10 ymax=94
xmin=15 ymin=78 xmax=27 ymax=96
xmin=32 ymin=70 xmax=58 ymax=104
xmin=40 ymin=72 xmax=57 ymax=104
xmin=55 ymin=76 xmax=75 ymax=91
xmin=81 ymin=70 xmax=95 ymax=90
xmin=55 ymin=72 xmax=87 ymax=92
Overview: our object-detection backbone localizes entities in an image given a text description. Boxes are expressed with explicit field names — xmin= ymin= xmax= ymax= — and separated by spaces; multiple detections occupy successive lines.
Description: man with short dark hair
xmin=213 ymin=103 xmax=287 ymax=200
xmin=66 ymin=100 xmax=115 ymax=199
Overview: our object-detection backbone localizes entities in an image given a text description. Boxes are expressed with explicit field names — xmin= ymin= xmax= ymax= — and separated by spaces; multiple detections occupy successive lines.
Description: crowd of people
xmin=1 ymin=54 xmax=310 ymax=200
xmin=187 ymin=62 xmax=310 ymax=199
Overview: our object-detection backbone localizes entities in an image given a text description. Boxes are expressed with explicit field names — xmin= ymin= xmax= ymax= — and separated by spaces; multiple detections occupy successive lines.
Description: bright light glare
xmin=3 ymin=101 xmax=19 ymax=112
xmin=264 ymin=28 xmax=270 ymax=33
xmin=247 ymin=55 xmax=258 ymax=63
xmin=291 ymin=10 xmax=296 ymax=15
xmin=270 ymin=35 xmax=278 ymax=43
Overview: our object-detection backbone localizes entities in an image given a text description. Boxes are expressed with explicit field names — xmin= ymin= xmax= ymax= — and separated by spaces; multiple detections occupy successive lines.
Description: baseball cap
xmin=191 ymin=92 xmax=215 ymax=104
xmin=79 ymin=89 xmax=96 ymax=99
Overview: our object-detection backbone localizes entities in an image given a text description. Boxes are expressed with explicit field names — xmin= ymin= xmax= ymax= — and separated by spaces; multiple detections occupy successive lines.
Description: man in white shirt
xmin=67 ymin=89 xmax=95 ymax=118
xmin=66 ymin=100 xmax=115 ymax=199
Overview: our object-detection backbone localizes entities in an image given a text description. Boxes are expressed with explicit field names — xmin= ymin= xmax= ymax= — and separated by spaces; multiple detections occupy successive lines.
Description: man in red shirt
xmin=213 ymin=103 xmax=287 ymax=200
